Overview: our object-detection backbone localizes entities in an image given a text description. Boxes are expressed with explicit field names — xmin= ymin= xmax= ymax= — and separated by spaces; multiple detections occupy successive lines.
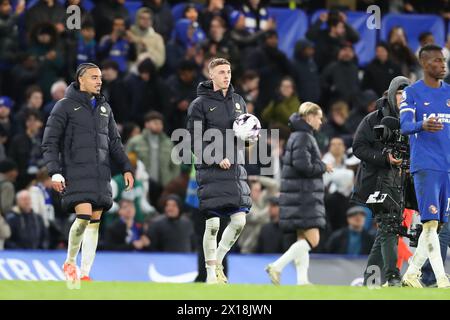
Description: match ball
xmin=233 ymin=113 xmax=261 ymax=142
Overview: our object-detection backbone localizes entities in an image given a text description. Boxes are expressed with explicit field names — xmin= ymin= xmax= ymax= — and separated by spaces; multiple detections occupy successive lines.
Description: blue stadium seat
xmin=380 ymin=13 xmax=445 ymax=52
xmin=126 ymin=1 xmax=144 ymax=23
xmin=171 ymin=2 xmax=205 ymax=21
xmin=267 ymin=7 xmax=308 ymax=59
xmin=310 ymin=9 xmax=377 ymax=66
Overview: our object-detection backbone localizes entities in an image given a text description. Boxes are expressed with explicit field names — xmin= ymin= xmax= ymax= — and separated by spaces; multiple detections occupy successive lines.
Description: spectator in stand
xmin=415 ymin=32 xmax=435 ymax=58
xmin=0 ymin=159 xmax=17 ymax=217
xmin=9 ymin=109 xmax=44 ymax=190
xmin=103 ymin=199 xmax=150 ymax=251
xmin=200 ymin=0 xmax=234 ymax=31
xmin=0 ymin=96 xmax=13 ymax=139
xmin=0 ymin=0 xmax=25 ymax=94
xmin=325 ymin=206 xmax=375 ymax=255
xmin=126 ymin=111 xmax=180 ymax=206
xmin=97 ymin=17 xmax=137 ymax=74
xmin=346 ymin=90 xmax=378 ymax=134
xmin=25 ymin=0 xmax=66 ymax=36
xmin=91 ymin=0 xmax=130 ymax=42
xmin=141 ymin=0 xmax=174 ymax=42
xmin=0 ymin=208 xmax=10 ymax=250
xmin=100 ymin=60 xmax=129 ymax=125
xmin=261 ymin=77 xmax=300 ymax=127
xmin=387 ymin=26 xmax=419 ymax=80
xmin=362 ymin=42 xmax=402 ymax=97
xmin=166 ymin=59 xmax=199 ymax=134
xmin=165 ymin=18 xmax=206 ymax=75
xmin=322 ymin=137 xmax=355 ymax=231
xmin=256 ymin=197 xmax=293 ymax=254
xmin=147 ymin=194 xmax=195 ymax=252
xmin=183 ymin=3 xmax=203 ymax=27
xmin=42 ymin=80 xmax=67 ymax=122
xmin=228 ymin=10 xmax=262 ymax=59
xmin=28 ymin=23 xmax=65 ymax=102
xmin=12 ymin=85 xmax=44 ymax=136
xmin=0 ymin=125 xmax=8 ymax=161
xmin=321 ymin=43 xmax=360 ymax=108
xmin=306 ymin=9 xmax=360 ymax=71
xmin=240 ymin=0 xmax=275 ymax=34
xmin=29 ymin=167 xmax=55 ymax=229
xmin=121 ymin=122 xmax=141 ymax=146
xmin=235 ymin=70 xmax=259 ymax=114
xmin=10 ymin=53 xmax=39 ymax=106
xmin=129 ymin=8 xmax=165 ymax=70
xmin=158 ymin=163 xmax=191 ymax=211
xmin=5 ymin=190 xmax=48 ymax=249
xmin=292 ymin=39 xmax=321 ymax=104
xmin=238 ymin=175 xmax=279 ymax=253
xmin=75 ymin=21 xmax=97 ymax=66
xmin=125 ymin=58 xmax=171 ymax=125
xmin=201 ymin=16 xmax=239 ymax=66
xmin=246 ymin=30 xmax=293 ymax=116
xmin=320 ymin=100 xmax=353 ymax=149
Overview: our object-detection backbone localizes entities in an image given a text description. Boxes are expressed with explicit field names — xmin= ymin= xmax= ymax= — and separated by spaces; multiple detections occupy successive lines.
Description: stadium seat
xmin=380 ymin=13 xmax=445 ymax=52
xmin=267 ymin=7 xmax=308 ymax=59
xmin=310 ymin=9 xmax=377 ymax=66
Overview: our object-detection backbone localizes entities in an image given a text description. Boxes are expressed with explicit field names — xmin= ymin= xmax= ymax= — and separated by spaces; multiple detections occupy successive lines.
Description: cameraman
xmin=351 ymin=76 xmax=411 ymax=287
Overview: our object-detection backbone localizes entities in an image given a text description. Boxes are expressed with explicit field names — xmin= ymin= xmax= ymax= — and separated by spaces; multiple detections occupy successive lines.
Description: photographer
xmin=351 ymin=76 xmax=411 ymax=287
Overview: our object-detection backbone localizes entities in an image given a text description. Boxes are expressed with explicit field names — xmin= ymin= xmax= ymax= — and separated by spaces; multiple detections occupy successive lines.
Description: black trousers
xmin=363 ymin=216 xmax=401 ymax=285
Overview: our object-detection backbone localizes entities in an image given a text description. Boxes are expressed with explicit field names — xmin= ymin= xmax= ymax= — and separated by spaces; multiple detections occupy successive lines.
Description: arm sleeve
xmin=186 ymin=100 xmax=205 ymax=163
xmin=352 ymin=117 xmax=389 ymax=168
xmin=108 ymin=110 xmax=133 ymax=174
xmin=41 ymin=102 xmax=67 ymax=176
xmin=291 ymin=137 xmax=327 ymax=177
xmin=400 ymin=87 xmax=423 ymax=135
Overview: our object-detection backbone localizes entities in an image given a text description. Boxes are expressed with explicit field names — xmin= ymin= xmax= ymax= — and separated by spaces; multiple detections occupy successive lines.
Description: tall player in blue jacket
xmin=400 ymin=44 xmax=450 ymax=288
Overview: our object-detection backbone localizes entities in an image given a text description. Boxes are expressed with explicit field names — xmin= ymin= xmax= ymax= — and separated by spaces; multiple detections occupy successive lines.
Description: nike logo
xmin=74 ymin=107 xmax=82 ymax=111
xmin=148 ymin=264 xmax=198 ymax=283
xmin=424 ymin=102 xmax=430 ymax=106
xmin=209 ymin=107 xmax=217 ymax=112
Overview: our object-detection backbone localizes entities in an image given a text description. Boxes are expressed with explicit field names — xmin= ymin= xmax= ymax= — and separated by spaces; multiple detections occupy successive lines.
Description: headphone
xmin=75 ymin=63 xmax=99 ymax=85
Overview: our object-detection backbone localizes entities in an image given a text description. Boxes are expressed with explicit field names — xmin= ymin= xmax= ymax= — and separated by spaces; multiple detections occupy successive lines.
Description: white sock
xmin=205 ymin=264 xmax=217 ymax=283
xmin=80 ymin=221 xmax=100 ymax=277
xmin=216 ymin=213 xmax=246 ymax=265
xmin=65 ymin=216 xmax=90 ymax=264
xmin=272 ymin=239 xmax=310 ymax=272
xmin=406 ymin=221 xmax=440 ymax=276
xmin=203 ymin=217 xmax=220 ymax=262
xmin=294 ymin=240 xmax=311 ymax=285
xmin=426 ymin=224 xmax=447 ymax=280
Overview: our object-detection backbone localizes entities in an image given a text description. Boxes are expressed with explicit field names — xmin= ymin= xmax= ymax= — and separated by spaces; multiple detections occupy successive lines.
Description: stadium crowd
xmin=0 ymin=0 xmax=450 ymax=256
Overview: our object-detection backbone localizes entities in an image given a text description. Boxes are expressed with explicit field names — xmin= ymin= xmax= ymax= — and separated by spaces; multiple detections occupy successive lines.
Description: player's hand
xmin=219 ymin=158 xmax=231 ymax=170
xmin=325 ymin=163 xmax=333 ymax=173
xmin=51 ymin=174 xmax=66 ymax=193
xmin=422 ymin=116 xmax=444 ymax=132
xmin=124 ymin=172 xmax=134 ymax=191
xmin=132 ymin=239 xmax=145 ymax=250
xmin=388 ymin=153 xmax=402 ymax=166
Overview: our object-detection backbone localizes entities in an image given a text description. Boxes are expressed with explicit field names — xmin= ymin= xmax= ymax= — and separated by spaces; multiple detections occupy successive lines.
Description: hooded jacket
xmin=351 ymin=76 xmax=410 ymax=205
xmin=186 ymin=80 xmax=251 ymax=212
xmin=41 ymin=82 xmax=132 ymax=212
xmin=279 ymin=113 xmax=327 ymax=231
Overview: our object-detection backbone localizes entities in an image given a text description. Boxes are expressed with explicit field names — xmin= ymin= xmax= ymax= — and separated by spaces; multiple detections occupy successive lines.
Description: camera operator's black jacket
xmin=351 ymin=76 xmax=410 ymax=206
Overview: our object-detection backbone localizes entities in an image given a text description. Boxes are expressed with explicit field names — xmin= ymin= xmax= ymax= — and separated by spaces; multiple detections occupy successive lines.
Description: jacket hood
xmin=294 ymin=39 xmax=314 ymax=60
xmin=387 ymin=76 xmax=410 ymax=117
xmin=288 ymin=113 xmax=313 ymax=133
xmin=65 ymin=82 xmax=105 ymax=106
xmin=197 ymin=80 xmax=235 ymax=101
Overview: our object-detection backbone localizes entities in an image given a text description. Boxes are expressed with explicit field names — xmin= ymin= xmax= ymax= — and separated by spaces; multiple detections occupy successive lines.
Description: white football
xmin=233 ymin=113 xmax=261 ymax=142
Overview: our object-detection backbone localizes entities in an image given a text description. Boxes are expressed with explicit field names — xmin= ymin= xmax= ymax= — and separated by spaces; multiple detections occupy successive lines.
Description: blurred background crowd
xmin=0 ymin=0 xmax=450 ymax=257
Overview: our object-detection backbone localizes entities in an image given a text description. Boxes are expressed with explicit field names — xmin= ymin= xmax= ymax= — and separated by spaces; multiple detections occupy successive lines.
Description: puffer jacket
xmin=186 ymin=80 xmax=251 ymax=212
xmin=279 ymin=113 xmax=327 ymax=231
xmin=42 ymin=82 xmax=132 ymax=212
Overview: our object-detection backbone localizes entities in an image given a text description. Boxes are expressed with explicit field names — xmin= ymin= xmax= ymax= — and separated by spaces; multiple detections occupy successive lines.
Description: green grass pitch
xmin=0 ymin=281 xmax=450 ymax=300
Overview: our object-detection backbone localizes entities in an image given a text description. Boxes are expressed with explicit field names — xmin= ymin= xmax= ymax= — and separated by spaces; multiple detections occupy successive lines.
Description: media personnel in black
xmin=351 ymin=76 xmax=410 ymax=287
